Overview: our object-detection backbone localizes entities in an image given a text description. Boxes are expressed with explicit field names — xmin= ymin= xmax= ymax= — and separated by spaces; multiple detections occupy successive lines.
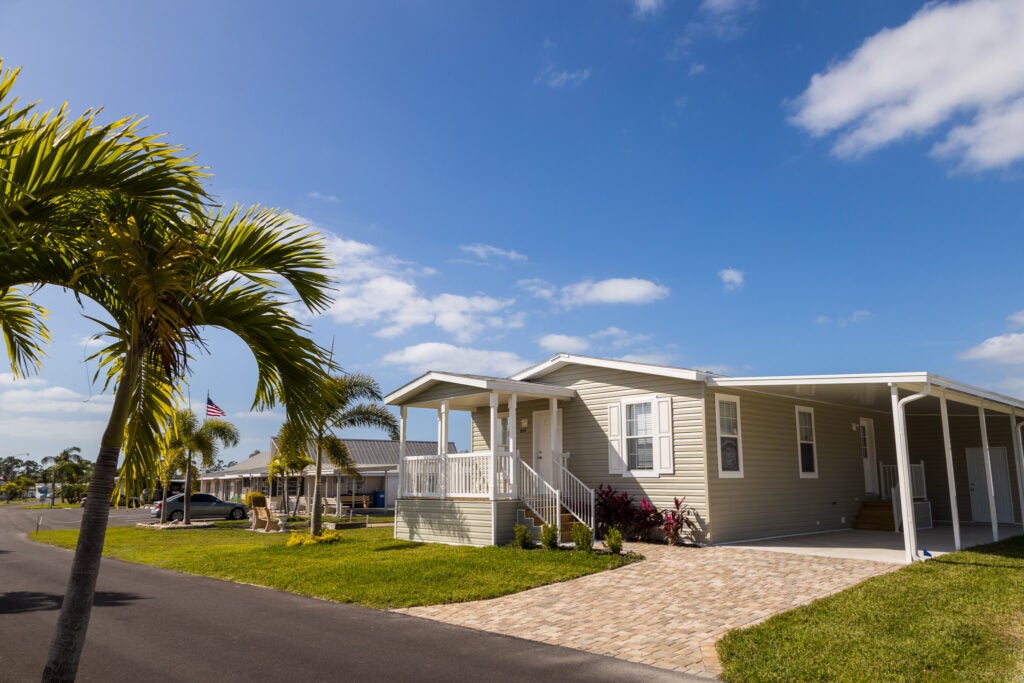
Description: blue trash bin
xmin=372 ymin=490 xmax=385 ymax=508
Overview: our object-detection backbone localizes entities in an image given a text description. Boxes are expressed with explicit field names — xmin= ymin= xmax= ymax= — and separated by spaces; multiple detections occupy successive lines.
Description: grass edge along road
xmin=34 ymin=524 xmax=636 ymax=609
xmin=717 ymin=535 xmax=1024 ymax=682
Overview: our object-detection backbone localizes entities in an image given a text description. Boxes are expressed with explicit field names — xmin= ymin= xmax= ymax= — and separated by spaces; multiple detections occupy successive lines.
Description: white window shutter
xmin=608 ymin=403 xmax=623 ymax=475
xmin=656 ymin=397 xmax=674 ymax=474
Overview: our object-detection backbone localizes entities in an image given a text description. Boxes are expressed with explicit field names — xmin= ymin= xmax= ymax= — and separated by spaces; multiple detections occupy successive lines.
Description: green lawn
xmin=17 ymin=502 xmax=80 ymax=509
xmin=717 ymin=535 xmax=1024 ymax=682
xmin=34 ymin=525 xmax=634 ymax=609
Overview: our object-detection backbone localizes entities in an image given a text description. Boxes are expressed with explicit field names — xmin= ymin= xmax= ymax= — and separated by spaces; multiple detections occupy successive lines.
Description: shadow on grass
xmin=931 ymin=535 xmax=1024 ymax=568
xmin=0 ymin=590 xmax=148 ymax=614
xmin=372 ymin=542 xmax=424 ymax=552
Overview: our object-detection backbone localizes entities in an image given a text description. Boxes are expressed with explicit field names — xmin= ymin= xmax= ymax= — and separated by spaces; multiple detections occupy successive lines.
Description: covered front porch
xmin=386 ymin=372 xmax=594 ymax=545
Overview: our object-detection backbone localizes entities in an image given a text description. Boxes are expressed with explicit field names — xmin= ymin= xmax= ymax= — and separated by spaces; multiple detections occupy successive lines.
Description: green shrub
xmin=286 ymin=530 xmax=344 ymax=547
xmin=572 ymin=522 xmax=593 ymax=552
xmin=244 ymin=491 xmax=267 ymax=508
xmin=62 ymin=484 xmax=87 ymax=504
xmin=605 ymin=527 xmax=623 ymax=555
xmin=513 ymin=523 xmax=533 ymax=549
xmin=540 ymin=523 xmax=559 ymax=549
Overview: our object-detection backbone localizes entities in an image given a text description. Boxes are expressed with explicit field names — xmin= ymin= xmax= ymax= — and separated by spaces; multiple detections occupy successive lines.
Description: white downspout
xmin=489 ymin=392 xmax=500 ymax=545
xmin=978 ymin=405 xmax=999 ymax=542
xmin=939 ymin=395 xmax=961 ymax=551
xmin=396 ymin=406 xmax=407 ymax=541
xmin=1013 ymin=411 xmax=1024 ymax=534
xmin=439 ymin=401 xmax=449 ymax=500
xmin=508 ymin=393 xmax=518 ymax=499
xmin=891 ymin=383 xmax=930 ymax=564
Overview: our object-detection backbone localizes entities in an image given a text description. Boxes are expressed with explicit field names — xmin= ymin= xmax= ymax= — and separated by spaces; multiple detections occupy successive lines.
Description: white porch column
xmin=890 ymin=384 xmax=920 ymax=564
xmin=1013 ymin=409 xmax=1024 ymax=533
xmin=939 ymin=395 xmax=961 ymax=551
xmin=398 ymin=406 xmax=407 ymax=500
xmin=978 ymin=405 xmax=999 ymax=541
xmin=439 ymin=401 xmax=449 ymax=500
xmin=549 ymin=396 xmax=558 ymax=463
xmin=489 ymin=392 xmax=499 ymax=501
xmin=508 ymin=393 xmax=518 ymax=498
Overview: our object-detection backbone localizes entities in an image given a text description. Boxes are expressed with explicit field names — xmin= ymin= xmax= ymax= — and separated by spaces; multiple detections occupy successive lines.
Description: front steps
xmin=516 ymin=507 xmax=576 ymax=543
xmin=852 ymin=500 xmax=895 ymax=531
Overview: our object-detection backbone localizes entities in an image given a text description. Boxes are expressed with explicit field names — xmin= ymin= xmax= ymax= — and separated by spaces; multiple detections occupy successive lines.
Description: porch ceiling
xmin=708 ymin=372 xmax=1024 ymax=416
xmin=384 ymin=371 xmax=577 ymax=411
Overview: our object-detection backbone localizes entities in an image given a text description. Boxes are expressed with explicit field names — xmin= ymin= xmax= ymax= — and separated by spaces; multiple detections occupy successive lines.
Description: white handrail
xmin=516 ymin=458 xmax=559 ymax=532
xmin=558 ymin=456 xmax=594 ymax=535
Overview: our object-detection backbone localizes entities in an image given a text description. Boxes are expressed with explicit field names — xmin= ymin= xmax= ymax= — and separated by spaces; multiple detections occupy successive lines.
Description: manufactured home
xmin=386 ymin=354 xmax=1024 ymax=563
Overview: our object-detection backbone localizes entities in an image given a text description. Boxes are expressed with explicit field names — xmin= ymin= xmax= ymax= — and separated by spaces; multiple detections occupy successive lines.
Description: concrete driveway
xmin=399 ymin=543 xmax=897 ymax=678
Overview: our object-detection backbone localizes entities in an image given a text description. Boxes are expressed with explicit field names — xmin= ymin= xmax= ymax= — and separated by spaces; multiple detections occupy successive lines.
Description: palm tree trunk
xmin=159 ymin=484 xmax=169 ymax=524
xmin=311 ymin=434 xmax=324 ymax=537
xmin=283 ymin=475 xmax=290 ymax=516
xmin=43 ymin=351 xmax=138 ymax=682
xmin=183 ymin=451 xmax=193 ymax=525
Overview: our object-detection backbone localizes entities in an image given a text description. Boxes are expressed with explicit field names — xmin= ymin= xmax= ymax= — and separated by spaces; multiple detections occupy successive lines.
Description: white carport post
xmin=549 ymin=397 xmax=558 ymax=465
xmin=891 ymin=383 xmax=929 ymax=563
xmin=939 ymin=395 xmax=961 ymax=551
xmin=942 ymin=397 xmax=958 ymax=552
xmin=1013 ymin=409 xmax=1024 ymax=533
xmin=489 ymin=392 xmax=499 ymax=501
xmin=398 ymin=405 xmax=407 ymax=502
xmin=438 ymin=400 xmax=449 ymax=499
xmin=978 ymin=406 xmax=999 ymax=542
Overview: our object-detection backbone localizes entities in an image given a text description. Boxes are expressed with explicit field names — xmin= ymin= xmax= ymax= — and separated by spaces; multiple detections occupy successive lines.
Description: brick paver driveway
xmin=397 ymin=544 xmax=897 ymax=677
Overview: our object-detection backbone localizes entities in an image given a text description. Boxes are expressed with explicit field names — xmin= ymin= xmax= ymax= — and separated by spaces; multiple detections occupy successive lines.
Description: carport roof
xmin=384 ymin=371 xmax=576 ymax=410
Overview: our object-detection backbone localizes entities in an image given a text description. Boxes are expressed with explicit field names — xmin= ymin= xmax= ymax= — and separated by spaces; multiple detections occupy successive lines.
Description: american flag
xmin=206 ymin=397 xmax=226 ymax=418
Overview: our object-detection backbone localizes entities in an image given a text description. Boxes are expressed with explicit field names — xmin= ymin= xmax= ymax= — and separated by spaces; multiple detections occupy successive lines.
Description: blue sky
xmin=2 ymin=0 xmax=1023 ymax=462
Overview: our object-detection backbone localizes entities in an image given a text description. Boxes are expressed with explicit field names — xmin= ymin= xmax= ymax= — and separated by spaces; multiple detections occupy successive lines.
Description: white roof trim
xmin=384 ymin=371 xmax=576 ymax=406
xmin=512 ymin=353 xmax=708 ymax=382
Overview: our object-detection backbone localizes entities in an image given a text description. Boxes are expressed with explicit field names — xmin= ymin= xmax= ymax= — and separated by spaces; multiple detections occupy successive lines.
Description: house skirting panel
xmin=395 ymin=499 xmax=523 ymax=546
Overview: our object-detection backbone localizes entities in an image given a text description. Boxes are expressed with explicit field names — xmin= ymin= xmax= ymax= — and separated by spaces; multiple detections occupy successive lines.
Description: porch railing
xmin=558 ymin=456 xmax=595 ymax=534
xmin=879 ymin=461 xmax=927 ymax=501
xmin=399 ymin=451 xmax=517 ymax=499
xmin=401 ymin=455 xmax=442 ymax=498
xmin=516 ymin=458 xmax=560 ymax=535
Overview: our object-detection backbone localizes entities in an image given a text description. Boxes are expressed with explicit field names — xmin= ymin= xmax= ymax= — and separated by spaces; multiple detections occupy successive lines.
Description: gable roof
xmin=384 ymin=370 xmax=576 ymax=408
xmin=511 ymin=353 xmax=715 ymax=383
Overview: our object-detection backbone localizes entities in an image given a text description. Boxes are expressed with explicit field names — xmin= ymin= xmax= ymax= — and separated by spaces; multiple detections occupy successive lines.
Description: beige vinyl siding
xmin=472 ymin=399 xmax=549 ymax=467
xmin=494 ymin=501 xmax=523 ymax=545
xmin=522 ymin=365 xmax=708 ymax=534
xmin=395 ymin=499 xmax=493 ymax=546
xmin=706 ymin=388 xmax=895 ymax=543
xmin=906 ymin=412 xmax=1022 ymax=524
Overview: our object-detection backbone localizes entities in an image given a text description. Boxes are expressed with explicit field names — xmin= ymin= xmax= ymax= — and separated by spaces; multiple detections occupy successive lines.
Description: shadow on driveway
xmin=0 ymin=590 xmax=148 ymax=614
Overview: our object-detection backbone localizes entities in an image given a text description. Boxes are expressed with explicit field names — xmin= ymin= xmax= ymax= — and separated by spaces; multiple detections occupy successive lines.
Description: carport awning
xmin=384 ymin=371 xmax=576 ymax=410
xmin=707 ymin=372 xmax=1024 ymax=415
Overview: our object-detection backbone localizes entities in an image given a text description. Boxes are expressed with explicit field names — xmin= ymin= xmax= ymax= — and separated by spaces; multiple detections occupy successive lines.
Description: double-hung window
xmin=796 ymin=406 xmax=817 ymax=478
xmin=496 ymin=414 xmax=511 ymax=452
xmin=625 ymin=400 xmax=654 ymax=471
xmin=716 ymin=394 xmax=743 ymax=477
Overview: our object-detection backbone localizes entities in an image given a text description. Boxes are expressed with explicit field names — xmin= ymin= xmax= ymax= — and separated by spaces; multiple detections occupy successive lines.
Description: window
xmin=716 ymin=394 xmax=743 ymax=477
xmin=497 ymin=414 xmax=510 ymax=452
xmin=796 ymin=407 xmax=817 ymax=478
xmin=625 ymin=401 xmax=654 ymax=471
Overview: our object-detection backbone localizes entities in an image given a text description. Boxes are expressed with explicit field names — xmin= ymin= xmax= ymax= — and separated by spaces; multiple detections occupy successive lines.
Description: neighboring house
xmin=200 ymin=439 xmax=453 ymax=508
xmin=385 ymin=354 xmax=1024 ymax=563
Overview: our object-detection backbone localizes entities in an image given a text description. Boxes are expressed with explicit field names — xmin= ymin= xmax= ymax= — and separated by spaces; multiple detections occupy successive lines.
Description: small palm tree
xmin=164 ymin=409 xmax=239 ymax=524
xmin=269 ymin=442 xmax=313 ymax=515
xmin=41 ymin=447 xmax=85 ymax=505
xmin=278 ymin=373 xmax=399 ymax=537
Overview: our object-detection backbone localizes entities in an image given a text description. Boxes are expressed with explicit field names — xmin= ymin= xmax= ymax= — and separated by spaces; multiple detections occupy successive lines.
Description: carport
xmin=707 ymin=372 xmax=1024 ymax=563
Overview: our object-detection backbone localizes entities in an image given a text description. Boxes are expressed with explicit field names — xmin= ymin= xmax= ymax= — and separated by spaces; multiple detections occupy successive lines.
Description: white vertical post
xmin=398 ymin=406 xmax=407 ymax=499
xmin=978 ymin=405 xmax=999 ymax=541
xmin=1013 ymin=409 xmax=1024 ymax=533
xmin=890 ymin=384 xmax=918 ymax=564
xmin=939 ymin=395 xmax=961 ymax=550
xmin=439 ymin=401 xmax=449 ymax=500
xmin=489 ymin=392 xmax=499 ymax=501
xmin=549 ymin=397 xmax=559 ymax=481
xmin=508 ymin=393 xmax=518 ymax=498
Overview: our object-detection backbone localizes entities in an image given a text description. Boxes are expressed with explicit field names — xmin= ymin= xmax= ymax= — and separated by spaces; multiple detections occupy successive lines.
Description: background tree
xmin=269 ymin=443 xmax=313 ymax=515
xmin=278 ymin=373 xmax=399 ymax=537
xmin=164 ymin=408 xmax=239 ymax=524
xmin=41 ymin=447 xmax=85 ymax=504
xmin=0 ymin=61 xmax=335 ymax=680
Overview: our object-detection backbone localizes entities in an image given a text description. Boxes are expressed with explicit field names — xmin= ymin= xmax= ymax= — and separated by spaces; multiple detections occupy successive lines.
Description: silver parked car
xmin=151 ymin=493 xmax=248 ymax=521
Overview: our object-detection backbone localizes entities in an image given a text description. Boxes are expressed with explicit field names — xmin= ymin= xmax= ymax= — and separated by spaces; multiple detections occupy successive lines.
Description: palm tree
xmin=164 ymin=408 xmax=239 ymax=524
xmin=269 ymin=442 xmax=313 ymax=515
xmin=41 ymin=447 xmax=85 ymax=504
xmin=0 ymin=63 xmax=335 ymax=680
xmin=278 ymin=373 xmax=399 ymax=537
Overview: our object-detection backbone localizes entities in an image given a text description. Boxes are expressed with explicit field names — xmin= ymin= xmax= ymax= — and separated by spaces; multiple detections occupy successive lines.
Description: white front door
xmin=533 ymin=409 xmax=563 ymax=487
xmin=859 ymin=417 xmax=878 ymax=495
xmin=966 ymin=447 xmax=1014 ymax=523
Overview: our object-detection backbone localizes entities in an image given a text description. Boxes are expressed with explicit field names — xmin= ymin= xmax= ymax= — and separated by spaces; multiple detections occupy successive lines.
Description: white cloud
xmin=521 ymin=278 xmax=669 ymax=308
xmin=816 ymin=315 xmax=832 ymax=325
xmin=997 ymin=376 xmax=1024 ymax=396
xmin=957 ymin=332 xmax=1024 ymax=364
xmin=0 ymin=373 xmax=46 ymax=388
xmin=700 ymin=0 xmax=757 ymax=14
xmin=591 ymin=327 xmax=652 ymax=349
xmin=1008 ymin=310 xmax=1024 ymax=329
xmin=77 ymin=335 xmax=106 ymax=349
xmin=307 ymin=191 xmax=339 ymax=203
xmin=688 ymin=63 xmax=706 ymax=76
xmin=791 ymin=0 xmax=1024 ymax=170
xmin=382 ymin=343 xmax=531 ymax=377
xmin=719 ymin=268 xmax=744 ymax=292
xmin=671 ymin=0 xmax=758 ymax=56
xmin=321 ymin=233 xmax=518 ymax=342
xmin=536 ymin=66 xmax=591 ymax=89
xmin=538 ymin=334 xmax=589 ymax=354
xmin=458 ymin=244 xmax=527 ymax=262
xmin=632 ymin=0 xmax=666 ymax=17
xmin=0 ymin=384 xmax=113 ymax=415
xmin=817 ymin=311 xmax=871 ymax=327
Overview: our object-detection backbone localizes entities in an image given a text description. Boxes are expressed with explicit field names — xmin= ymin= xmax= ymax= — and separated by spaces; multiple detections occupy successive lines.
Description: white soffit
xmin=512 ymin=353 xmax=708 ymax=382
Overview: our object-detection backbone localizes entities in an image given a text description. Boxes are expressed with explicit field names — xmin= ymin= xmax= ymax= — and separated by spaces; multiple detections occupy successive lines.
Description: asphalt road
xmin=0 ymin=505 xmax=696 ymax=681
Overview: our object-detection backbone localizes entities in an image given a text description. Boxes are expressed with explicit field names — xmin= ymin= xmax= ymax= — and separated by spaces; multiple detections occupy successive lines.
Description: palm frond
xmin=332 ymin=403 xmax=399 ymax=439
xmin=0 ymin=287 xmax=49 ymax=376
xmin=321 ymin=435 xmax=359 ymax=477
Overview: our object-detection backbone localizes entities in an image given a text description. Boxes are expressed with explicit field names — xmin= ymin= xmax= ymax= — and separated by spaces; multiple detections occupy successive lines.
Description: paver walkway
xmin=397 ymin=544 xmax=898 ymax=677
